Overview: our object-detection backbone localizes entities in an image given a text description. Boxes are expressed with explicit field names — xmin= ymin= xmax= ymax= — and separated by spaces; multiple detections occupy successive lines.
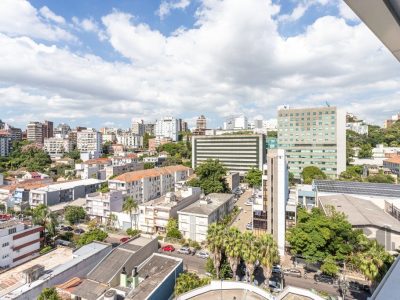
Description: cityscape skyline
xmin=1 ymin=0 xmax=400 ymax=129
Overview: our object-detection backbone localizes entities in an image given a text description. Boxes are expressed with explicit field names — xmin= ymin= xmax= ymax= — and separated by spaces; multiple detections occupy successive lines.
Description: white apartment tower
xmin=155 ymin=117 xmax=179 ymax=142
xmin=131 ymin=119 xmax=145 ymax=136
xmin=26 ymin=122 xmax=43 ymax=144
xmin=277 ymin=106 xmax=346 ymax=179
xmin=77 ymin=128 xmax=102 ymax=153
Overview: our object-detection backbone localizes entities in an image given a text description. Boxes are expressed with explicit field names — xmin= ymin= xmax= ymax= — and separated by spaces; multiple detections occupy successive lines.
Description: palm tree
xmin=123 ymin=196 xmax=138 ymax=229
xmin=241 ymin=231 xmax=259 ymax=283
xmin=32 ymin=204 xmax=58 ymax=245
xmin=224 ymin=227 xmax=242 ymax=280
xmin=258 ymin=233 xmax=280 ymax=281
xmin=206 ymin=223 xmax=225 ymax=279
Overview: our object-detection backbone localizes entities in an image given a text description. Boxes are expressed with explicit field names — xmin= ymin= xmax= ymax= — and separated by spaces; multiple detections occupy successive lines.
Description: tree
xmin=321 ymin=256 xmax=339 ymax=276
xmin=126 ymin=228 xmax=140 ymax=237
xmin=143 ymin=133 xmax=155 ymax=149
xmin=245 ymin=168 xmax=262 ymax=188
xmin=6 ymin=141 xmax=51 ymax=172
xmin=38 ymin=287 xmax=61 ymax=300
xmin=64 ymin=206 xmax=86 ymax=225
xmin=98 ymin=183 xmax=110 ymax=193
xmin=241 ymin=231 xmax=259 ymax=283
xmin=144 ymin=162 xmax=155 ymax=169
xmin=206 ymin=223 xmax=225 ymax=279
xmin=166 ymin=218 xmax=182 ymax=239
xmin=63 ymin=149 xmax=80 ymax=160
xmin=358 ymin=144 xmax=373 ymax=158
xmin=188 ymin=159 xmax=229 ymax=194
xmin=32 ymin=204 xmax=58 ymax=244
xmin=258 ymin=233 xmax=280 ymax=281
xmin=289 ymin=172 xmax=296 ymax=186
xmin=301 ymin=166 xmax=327 ymax=184
xmin=174 ymin=272 xmax=210 ymax=295
xmin=366 ymin=172 xmax=395 ymax=184
xmin=77 ymin=228 xmax=108 ymax=246
xmin=339 ymin=166 xmax=363 ymax=182
xmin=123 ymin=196 xmax=138 ymax=229
xmin=224 ymin=227 xmax=242 ymax=280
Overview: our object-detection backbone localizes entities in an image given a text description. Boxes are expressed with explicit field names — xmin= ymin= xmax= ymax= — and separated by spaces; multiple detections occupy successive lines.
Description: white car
xmin=178 ymin=247 xmax=191 ymax=255
xmin=244 ymin=201 xmax=253 ymax=206
xmin=246 ymin=223 xmax=253 ymax=230
xmin=196 ymin=251 xmax=209 ymax=259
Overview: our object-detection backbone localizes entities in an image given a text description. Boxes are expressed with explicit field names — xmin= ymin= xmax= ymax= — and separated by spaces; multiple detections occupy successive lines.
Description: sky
xmin=0 ymin=0 xmax=399 ymax=130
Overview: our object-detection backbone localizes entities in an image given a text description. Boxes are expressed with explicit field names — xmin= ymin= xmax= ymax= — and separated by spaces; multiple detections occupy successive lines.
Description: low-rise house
xmin=109 ymin=165 xmax=193 ymax=204
xmin=178 ymin=193 xmax=235 ymax=242
xmin=383 ymin=157 xmax=400 ymax=176
xmin=143 ymin=155 xmax=167 ymax=167
xmin=138 ymin=186 xmax=202 ymax=234
xmin=29 ymin=178 xmax=104 ymax=207
xmin=86 ymin=190 xmax=124 ymax=224
xmin=0 ymin=219 xmax=44 ymax=268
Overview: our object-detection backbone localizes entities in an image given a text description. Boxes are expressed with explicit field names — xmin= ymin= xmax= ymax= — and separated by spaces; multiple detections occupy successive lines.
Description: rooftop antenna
xmin=326 ymin=101 xmax=330 ymax=107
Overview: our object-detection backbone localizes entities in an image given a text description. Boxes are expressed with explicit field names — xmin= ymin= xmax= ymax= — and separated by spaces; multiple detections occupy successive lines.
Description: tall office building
xmin=193 ymin=115 xmax=207 ymax=136
xmin=155 ymin=117 xmax=179 ymax=142
xmin=131 ymin=119 xmax=145 ymax=136
xmin=253 ymin=149 xmax=288 ymax=256
xmin=26 ymin=122 xmax=44 ymax=144
xmin=77 ymin=128 xmax=102 ymax=153
xmin=192 ymin=134 xmax=265 ymax=175
xmin=277 ymin=106 xmax=346 ymax=179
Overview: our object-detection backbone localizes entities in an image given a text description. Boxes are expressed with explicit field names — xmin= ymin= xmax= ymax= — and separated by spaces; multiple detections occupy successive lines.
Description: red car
xmin=161 ymin=245 xmax=175 ymax=252
xmin=120 ymin=237 xmax=130 ymax=243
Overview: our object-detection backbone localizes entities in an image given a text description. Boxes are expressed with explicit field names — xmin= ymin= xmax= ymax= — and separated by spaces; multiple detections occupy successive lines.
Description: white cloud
xmin=0 ymin=0 xmax=399 ymax=128
xmin=72 ymin=16 xmax=107 ymax=40
xmin=157 ymin=0 xmax=191 ymax=19
xmin=338 ymin=1 xmax=359 ymax=21
xmin=39 ymin=6 xmax=65 ymax=24
xmin=0 ymin=0 xmax=74 ymax=41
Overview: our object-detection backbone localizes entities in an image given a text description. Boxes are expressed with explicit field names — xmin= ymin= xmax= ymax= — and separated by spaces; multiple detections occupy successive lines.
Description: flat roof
xmin=126 ymin=254 xmax=182 ymax=300
xmin=33 ymin=178 xmax=103 ymax=192
xmin=0 ymin=242 xmax=110 ymax=299
xmin=48 ymin=197 xmax=86 ymax=213
xmin=71 ymin=279 xmax=108 ymax=300
xmin=179 ymin=193 xmax=234 ymax=216
xmin=313 ymin=180 xmax=400 ymax=198
xmin=140 ymin=189 xmax=197 ymax=209
xmin=319 ymin=194 xmax=400 ymax=232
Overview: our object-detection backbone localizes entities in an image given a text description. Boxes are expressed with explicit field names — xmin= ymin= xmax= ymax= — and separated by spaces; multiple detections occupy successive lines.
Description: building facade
xmin=178 ymin=193 xmax=235 ymax=242
xmin=0 ymin=220 xmax=44 ymax=268
xmin=383 ymin=157 xmax=400 ymax=176
xmin=192 ymin=134 xmax=266 ymax=175
xmin=131 ymin=119 xmax=145 ymax=136
xmin=116 ymin=132 xmax=143 ymax=149
xmin=108 ymin=165 xmax=193 ymax=203
xmin=253 ymin=149 xmax=288 ymax=256
xmin=77 ymin=128 xmax=102 ymax=154
xmin=277 ymin=106 xmax=346 ymax=179
xmin=86 ymin=190 xmax=124 ymax=224
xmin=43 ymin=137 xmax=74 ymax=159
xmin=0 ymin=132 xmax=11 ymax=157
xmin=155 ymin=117 xmax=179 ymax=142
xmin=26 ymin=122 xmax=43 ymax=144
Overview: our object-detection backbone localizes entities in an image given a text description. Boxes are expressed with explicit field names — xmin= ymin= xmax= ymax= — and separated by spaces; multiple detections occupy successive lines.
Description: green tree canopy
xmin=358 ymin=144 xmax=373 ymax=159
xmin=38 ymin=287 xmax=61 ymax=300
xmin=301 ymin=166 xmax=327 ymax=184
xmin=64 ymin=206 xmax=86 ymax=225
xmin=166 ymin=218 xmax=182 ymax=239
xmin=77 ymin=228 xmax=108 ymax=246
xmin=63 ymin=149 xmax=80 ymax=160
xmin=244 ymin=168 xmax=262 ymax=188
xmin=188 ymin=159 xmax=229 ymax=194
xmin=174 ymin=272 xmax=210 ymax=295
xmin=5 ymin=141 xmax=51 ymax=172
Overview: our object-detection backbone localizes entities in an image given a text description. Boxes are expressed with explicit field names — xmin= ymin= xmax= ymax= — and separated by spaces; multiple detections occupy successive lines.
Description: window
xmin=8 ymin=228 xmax=16 ymax=235
xmin=2 ymin=254 xmax=9 ymax=259
xmin=2 ymin=242 xmax=9 ymax=247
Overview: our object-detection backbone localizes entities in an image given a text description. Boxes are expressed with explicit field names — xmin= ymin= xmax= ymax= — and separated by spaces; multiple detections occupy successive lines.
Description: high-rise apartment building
xmin=131 ymin=119 xmax=145 ymax=136
xmin=26 ymin=122 xmax=43 ymax=144
xmin=253 ymin=149 xmax=288 ymax=256
xmin=53 ymin=123 xmax=71 ymax=138
xmin=42 ymin=121 xmax=53 ymax=139
xmin=77 ymin=128 xmax=102 ymax=154
xmin=155 ymin=117 xmax=179 ymax=142
xmin=192 ymin=134 xmax=266 ymax=175
xmin=277 ymin=106 xmax=346 ymax=179
xmin=43 ymin=137 xmax=74 ymax=158
xmin=0 ymin=132 xmax=11 ymax=157
xmin=144 ymin=123 xmax=155 ymax=136
xmin=193 ymin=115 xmax=207 ymax=136
xmin=223 ymin=115 xmax=248 ymax=130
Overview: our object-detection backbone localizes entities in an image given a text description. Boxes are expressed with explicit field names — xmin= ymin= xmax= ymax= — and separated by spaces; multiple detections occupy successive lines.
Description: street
xmin=230 ymin=189 xmax=253 ymax=231
xmin=159 ymin=248 xmax=207 ymax=275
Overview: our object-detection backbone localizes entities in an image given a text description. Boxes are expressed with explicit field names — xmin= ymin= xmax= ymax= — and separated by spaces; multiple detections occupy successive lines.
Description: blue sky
xmin=0 ymin=0 xmax=399 ymax=130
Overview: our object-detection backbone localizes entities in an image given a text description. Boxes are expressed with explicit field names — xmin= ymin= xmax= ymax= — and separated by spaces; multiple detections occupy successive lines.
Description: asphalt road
xmin=159 ymin=249 xmax=207 ymax=275
xmin=230 ymin=189 xmax=253 ymax=231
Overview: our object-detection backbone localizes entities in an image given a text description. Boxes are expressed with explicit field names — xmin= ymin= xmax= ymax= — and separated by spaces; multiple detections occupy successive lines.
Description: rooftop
xmin=313 ymin=180 xmax=400 ymax=199
xmin=318 ymin=194 xmax=400 ymax=233
xmin=370 ymin=256 xmax=400 ymax=300
xmin=83 ymin=157 xmax=112 ymax=165
xmin=384 ymin=156 xmax=400 ymax=164
xmin=0 ymin=180 xmax=49 ymax=192
xmin=48 ymin=197 xmax=86 ymax=213
xmin=126 ymin=254 xmax=182 ymax=300
xmin=112 ymin=165 xmax=191 ymax=183
xmin=179 ymin=193 xmax=234 ymax=216
xmin=33 ymin=178 xmax=103 ymax=192
xmin=140 ymin=188 xmax=200 ymax=209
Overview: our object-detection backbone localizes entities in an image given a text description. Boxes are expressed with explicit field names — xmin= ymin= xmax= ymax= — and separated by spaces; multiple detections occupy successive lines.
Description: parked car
xmin=246 ymin=222 xmax=253 ymax=230
xmin=268 ymin=280 xmax=283 ymax=292
xmin=244 ymin=201 xmax=253 ymax=206
xmin=272 ymin=265 xmax=282 ymax=274
xmin=161 ymin=245 xmax=175 ymax=252
xmin=62 ymin=226 xmax=73 ymax=232
xmin=314 ymin=274 xmax=335 ymax=284
xmin=197 ymin=250 xmax=209 ymax=259
xmin=282 ymin=268 xmax=302 ymax=278
xmin=178 ymin=247 xmax=191 ymax=255
xmin=74 ymin=228 xmax=85 ymax=235
xmin=120 ymin=237 xmax=130 ymax=243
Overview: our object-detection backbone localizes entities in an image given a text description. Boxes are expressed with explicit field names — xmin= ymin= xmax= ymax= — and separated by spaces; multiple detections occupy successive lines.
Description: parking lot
xmin=158 ymin=245 xmax=207 ymax=275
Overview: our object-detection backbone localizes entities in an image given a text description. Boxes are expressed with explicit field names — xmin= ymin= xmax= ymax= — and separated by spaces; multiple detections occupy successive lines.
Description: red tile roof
xmin=84 ymin=157 xmax=111 ymax=165
xmin=113 ymin=165 xmax=191 ymax=182
xmin=385 ymin=156 xmax=400 ymax=164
